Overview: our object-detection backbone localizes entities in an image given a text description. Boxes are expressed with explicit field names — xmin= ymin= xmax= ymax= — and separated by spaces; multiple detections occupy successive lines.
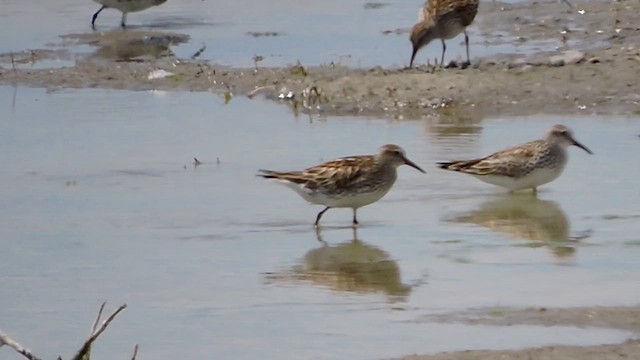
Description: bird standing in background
xmin=437 ymin=124 xmax=593 ymax=192
xmin=257 ymin=144 xmax=425 ymax=227
xmin=409 ymin=0 xmax=479 ymax=68
xmin=91 ymin=0 xmax=168 ymax=28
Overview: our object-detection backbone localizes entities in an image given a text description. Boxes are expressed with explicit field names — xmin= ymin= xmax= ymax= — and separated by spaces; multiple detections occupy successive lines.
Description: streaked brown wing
xmin=429 ymin=0 xmax=478 ymax=22
xmin=448 ymin=140 xmax=543 ymax=177
xmin=301 ymin=156 xmax=374 ymax=192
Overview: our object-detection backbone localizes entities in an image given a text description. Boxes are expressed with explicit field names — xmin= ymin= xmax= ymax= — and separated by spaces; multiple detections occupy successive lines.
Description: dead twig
xmin=2 ymin=302 xmax=130 ymax=360
xmin=0 ymin=331 xmax=42 ymax=360
xmin=71 ymin=303 xmax=128 ymax=360
xmin=91 ymin=302 xmax=107 ymax=334
xmin=131 ymin=344 xmax=139 ymax=360
xmin=10 ymin=52 xmax=17 ymax=74
xmin=81 ymin=301 xmax=107 ymax=359
xmin=247 ymin=85 xmax=275 ymax=99
xmin=191 ymin=43 xmax=206 ymax=60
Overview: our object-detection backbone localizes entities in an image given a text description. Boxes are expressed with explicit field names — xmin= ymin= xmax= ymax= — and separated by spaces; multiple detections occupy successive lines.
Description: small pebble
xmin=548 ymin=50 xmax=585 ymax=67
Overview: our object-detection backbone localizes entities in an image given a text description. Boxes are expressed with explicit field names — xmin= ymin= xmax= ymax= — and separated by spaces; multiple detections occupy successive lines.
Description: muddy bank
xmin=1 ymin=1 xmax=640 ymax=119
xmin=1 ymin=44 xmax=639 ymax=120
xmin=398 ymin=339 xmax=640 ymax=360
xmin=420 ymin=305 xmax=640 ymax=332
xmin=395 ymin=305 xmax=640 ymax=360
xmin=3 ymin=46 xmax=639 ymax=120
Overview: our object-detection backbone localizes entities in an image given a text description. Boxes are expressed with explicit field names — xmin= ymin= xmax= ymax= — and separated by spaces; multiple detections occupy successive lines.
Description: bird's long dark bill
xmin=409 ymin=47 xmax=418 ymax=68
xmin=573 ymin=140 xmax=593 ymax=154
xmin=403 ymin=157 xmax=426 ymax=173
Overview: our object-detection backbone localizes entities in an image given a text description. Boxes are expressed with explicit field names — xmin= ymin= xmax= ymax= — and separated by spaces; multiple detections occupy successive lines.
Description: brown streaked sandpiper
xmin=437 ymin=124 xmax=592 ymax=192
xmin=91 ymin=0 xmax=168 ymax=28
xmin=409 ymin=0 xmax=479 ymax=68
xmin=257 ymin=144 xmax=425 ymax=227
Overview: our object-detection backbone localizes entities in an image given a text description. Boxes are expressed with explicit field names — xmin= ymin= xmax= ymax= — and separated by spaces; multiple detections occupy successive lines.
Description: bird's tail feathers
xmin=257 ymin=169 xmax=279 ymax=179
xmin=257 ymin=170 xmax=308 ymax=185
xmin=437 ymin=159 xmax=482 ymax=172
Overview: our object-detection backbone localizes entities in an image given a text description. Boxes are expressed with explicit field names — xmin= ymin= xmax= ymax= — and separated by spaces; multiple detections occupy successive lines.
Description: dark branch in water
xmin=131 ymin=344 xmax=139 ymax=360
xmin=0 ymin=332 xmax=42 ymax=360
xmin=10 ymin=53 xmax=17 ymax=74
xmin=1 ymin=301 xmax=130 ymax=360
xmin=71 ymin=303 xmax=128 ymax=360
xmin=91 ymin=301 xmax=107 ymax=334
xmin=191 ymin=43 xmax=206 ymax=59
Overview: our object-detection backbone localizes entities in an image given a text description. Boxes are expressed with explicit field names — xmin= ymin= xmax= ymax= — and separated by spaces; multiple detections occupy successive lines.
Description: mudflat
xmin=396 ymin=306 xmax=640 ymax=360
xmin=1 ymin=1 xmax=640 ymax=120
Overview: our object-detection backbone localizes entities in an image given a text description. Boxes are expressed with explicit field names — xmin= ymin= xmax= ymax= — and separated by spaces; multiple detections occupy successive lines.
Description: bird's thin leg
xmin=315 ymin=207 xmax=331 ymax=227
xmin=532 ymin=187 xmax=538 ymax=196
xmin=440 ymin=39 xmax=446 ymax=68
xmin=91 ymin=6 xmax=106 ymax=28
xmin=464 ymin=30 xmax=471 ymax=66
xmin=121 ymin=12 xmax=127 ymax=28
xmin=352 ymin=208 xmax=359 ymax=227
xmin=314 ymin=227 xmax=327 ymax=244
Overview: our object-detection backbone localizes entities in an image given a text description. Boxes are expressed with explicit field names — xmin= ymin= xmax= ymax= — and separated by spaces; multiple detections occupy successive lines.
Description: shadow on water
xmin=62 ymin=29 xmax=190 ymax=61
xmin=423 ymin=104 xmax=484 ymax=139
xmin=265 ymin=228 xmax=413 ymax=302
xmin=447 ymin=194 xmax=589 ymax=260
xmin=134 ymin=16 xmax=218 ymax=30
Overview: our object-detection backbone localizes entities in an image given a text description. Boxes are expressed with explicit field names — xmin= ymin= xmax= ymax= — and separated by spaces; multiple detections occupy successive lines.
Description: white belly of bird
xmin=314 ymin=188 xmax=392 ymax=208
xmin=280 ymin=180 xmax=393 ymax=209
xmin=474 ymin=167 xmax=564 ymax=191
xmin=95 ymin=0 xmax=164 ymax=12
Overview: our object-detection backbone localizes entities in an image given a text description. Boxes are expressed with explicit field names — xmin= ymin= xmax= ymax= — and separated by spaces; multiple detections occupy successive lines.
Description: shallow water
xmin=0 ymin=86 xmax=639 ymax=359
xmin=1 ymin=0 xmax=569 ymax=68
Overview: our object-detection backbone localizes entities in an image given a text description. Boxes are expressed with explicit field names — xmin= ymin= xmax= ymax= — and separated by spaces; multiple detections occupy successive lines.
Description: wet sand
xmin=400 ymin=339 xmax=640 ymax=360
xmin=397 ymin=306 xmax=640 ymax=359
xmin=1 ymin=0 xmax=639 ymax=359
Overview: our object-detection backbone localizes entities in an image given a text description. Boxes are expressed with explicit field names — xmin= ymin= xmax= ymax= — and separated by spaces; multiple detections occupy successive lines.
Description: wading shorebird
xmin=91 ymin=0 xmax=168 ymax=28
xmin=257 ymin=144 xmax=425 ymax=227
xmin=437 ymin=124 xmax=592 ymax=192
xmin=409 ymin=0 xmax=479 ymax=68
xmin=408 ymin=0 xmax=574 ymax=68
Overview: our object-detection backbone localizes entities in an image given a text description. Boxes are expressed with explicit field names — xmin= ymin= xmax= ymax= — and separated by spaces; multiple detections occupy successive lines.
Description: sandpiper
xmin=257 ymin=144 xmax=425 ymax=227
xmin=91 ymin=0 xmax=168 ymax=28
xmin=409 ymin=0 xmax=479 ymax=68
xmin=437 ymin=124 xmax=592 ymax=192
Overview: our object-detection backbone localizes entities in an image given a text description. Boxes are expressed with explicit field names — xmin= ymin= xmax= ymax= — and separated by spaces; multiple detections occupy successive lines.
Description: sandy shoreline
xmin=2 ymin=1 xmax=640 ymax=120
xmin=395 ymin=305 xmax=640 ymax=359
xmin=399 ymin=339 xmax=640 ymax=360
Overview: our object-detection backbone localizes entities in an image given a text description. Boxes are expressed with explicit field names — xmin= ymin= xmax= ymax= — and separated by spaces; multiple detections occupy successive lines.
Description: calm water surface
xmin=0 ymin=86 xmax=639 ymax=359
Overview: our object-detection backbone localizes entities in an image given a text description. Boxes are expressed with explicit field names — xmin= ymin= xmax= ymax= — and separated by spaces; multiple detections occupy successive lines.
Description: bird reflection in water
xmin=66 ymin=30 xmax=189 ymax=62
xmin=265 ymin=229 xmax=413 ymax=302
xmin=423 ymin=104 xmax=484 ymax=140
xmin=450 ymin=195 xmax=587 ymax=259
